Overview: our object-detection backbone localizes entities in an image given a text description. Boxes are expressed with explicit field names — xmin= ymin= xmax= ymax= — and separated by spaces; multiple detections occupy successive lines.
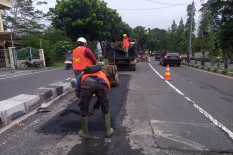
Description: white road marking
xmin=0 ymin=68 xmax=63 ymax=81
xmin=149 ymin=63 xmax=233 ymax=141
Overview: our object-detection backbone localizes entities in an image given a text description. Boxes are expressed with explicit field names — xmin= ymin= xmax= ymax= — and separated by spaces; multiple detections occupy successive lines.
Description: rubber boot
xmin=125 ymin=52 xmax=128 ymax=57
xmin=103 ymin=113 xmax=114 ymax=137
xmin=78 ymin=117 xmax=90 ymax=139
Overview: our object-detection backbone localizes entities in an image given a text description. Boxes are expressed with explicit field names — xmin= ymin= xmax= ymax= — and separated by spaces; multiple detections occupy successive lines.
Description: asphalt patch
xmin=36 ymin=74 xmax=131 ymax=134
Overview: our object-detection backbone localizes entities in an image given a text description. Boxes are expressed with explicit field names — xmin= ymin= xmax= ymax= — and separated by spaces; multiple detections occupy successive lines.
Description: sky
xmin=37 ymin=0 xmax=206 ymax=31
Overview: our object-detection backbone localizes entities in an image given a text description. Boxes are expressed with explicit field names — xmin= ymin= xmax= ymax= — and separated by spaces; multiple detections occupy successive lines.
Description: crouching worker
xmin=75 ymin=68 xmax=114 ymax=139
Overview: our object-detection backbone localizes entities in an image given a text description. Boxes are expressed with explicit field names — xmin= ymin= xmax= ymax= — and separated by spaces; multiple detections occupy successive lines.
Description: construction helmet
xmin=123 ymin=34 xmax=127 ymax=37
xmin=145 ymin=51 xmax=148 ymax=53
xmin=77 ymin=37 xmax=87 ymax=44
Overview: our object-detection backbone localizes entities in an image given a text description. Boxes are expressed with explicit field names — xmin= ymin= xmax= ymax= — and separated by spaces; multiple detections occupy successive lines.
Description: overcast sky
xmin=39 ymin=0 xmax=206 ymax=31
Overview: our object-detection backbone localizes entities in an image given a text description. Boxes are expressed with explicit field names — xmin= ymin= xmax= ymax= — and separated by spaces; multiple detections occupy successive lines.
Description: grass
xmin=51 ymin=62 xmax=64 ymax=68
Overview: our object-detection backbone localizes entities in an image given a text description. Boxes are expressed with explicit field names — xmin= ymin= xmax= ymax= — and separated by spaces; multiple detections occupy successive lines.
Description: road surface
xmin=0 ymin=68 xmax=74 ymax=101
xmin=0 ymin=59 xmax=233 ymax=154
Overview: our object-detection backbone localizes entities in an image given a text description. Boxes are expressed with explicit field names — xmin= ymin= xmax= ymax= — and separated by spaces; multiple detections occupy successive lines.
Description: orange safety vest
xmin=73 ymin=46 xmax=93 ymax=71
xmin=123 ymin=38 xmax=130 ymax=47
xmin=81 ymin=71 xmax=111 ymax=92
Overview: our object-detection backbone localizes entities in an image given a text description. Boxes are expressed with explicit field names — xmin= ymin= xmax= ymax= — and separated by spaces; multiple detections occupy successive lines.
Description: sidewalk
xmin=182 ymin=62 xmax=233 ymax=77
xmin=0 ymin=67 xmax=58 ymax=79
xmin=189 ymin=60 xmax=233 ymax=69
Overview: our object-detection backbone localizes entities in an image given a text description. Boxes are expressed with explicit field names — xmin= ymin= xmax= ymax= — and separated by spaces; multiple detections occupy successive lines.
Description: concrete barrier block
xmin=0 ymin=100 xmax=26 ymax=122
xmin=9 ymin=94 xmax=40 ymax=112
xmin=29 ymin=89 xmax=54 ymax=102
xmin=46 ymin=85 xmax=63 ymax=97
xmin=222 ymin=70 xmax=227 ymax=74
xmin=0 ymin=111 xmax=3 ymax=127
xmin=51 ymin=81 xmax=72 ymax=93
xmin=71 ymin=80 xmax=76 ymax=89
xmin=226 ymin=72 xmax=233 ymax=76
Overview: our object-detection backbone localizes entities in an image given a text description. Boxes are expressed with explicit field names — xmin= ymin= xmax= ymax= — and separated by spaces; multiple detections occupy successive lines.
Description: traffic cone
xmin=164 ymin=65 xmax=171 ymax=80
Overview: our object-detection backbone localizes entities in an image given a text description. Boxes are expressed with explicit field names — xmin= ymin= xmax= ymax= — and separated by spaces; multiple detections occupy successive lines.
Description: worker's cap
xmin=77 ymin=37 xmax=87 ymax=44
xmin=123 ymin=34 xmax=127 ymax=37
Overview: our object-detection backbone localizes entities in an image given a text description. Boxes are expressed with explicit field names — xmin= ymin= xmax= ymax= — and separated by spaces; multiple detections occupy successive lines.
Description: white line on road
xmin=148 ymin=63 xmax=233 ymax=141
xmin=0 ymin=68 xmax=63 ymax=81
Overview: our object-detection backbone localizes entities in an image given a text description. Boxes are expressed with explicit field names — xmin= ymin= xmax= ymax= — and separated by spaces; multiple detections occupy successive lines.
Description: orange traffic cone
xmin=164 ymin=65 xmax=171 ymax=80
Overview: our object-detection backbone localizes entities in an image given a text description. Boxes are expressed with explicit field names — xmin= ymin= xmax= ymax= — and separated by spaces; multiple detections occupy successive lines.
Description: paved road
xmin=0 ymin=68 xmax=74 ymax=101
xmin=0 ymin=60 xmax=233 ymax=154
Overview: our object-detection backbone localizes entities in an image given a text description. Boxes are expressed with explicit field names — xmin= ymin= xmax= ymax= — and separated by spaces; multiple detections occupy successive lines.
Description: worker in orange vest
xmin=122 ymin=34 xmax=133 ymax=57
xmin=72 ymin=37 xmax=96 ymax=81
xmin=75 ymin=70 xmax=114 ymax=138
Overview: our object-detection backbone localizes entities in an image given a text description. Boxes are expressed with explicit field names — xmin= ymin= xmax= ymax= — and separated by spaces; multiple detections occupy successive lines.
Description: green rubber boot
xmin=78 ymin=117 xmax=90 ymax=139
xmin=103 ymin=113 xmax=114 ymax=137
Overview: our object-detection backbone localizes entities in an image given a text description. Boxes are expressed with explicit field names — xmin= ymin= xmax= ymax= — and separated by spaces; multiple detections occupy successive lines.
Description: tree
xmin=2 ymin=0 xmax=47 ymax=34
xmin=208 ymin=0 xmax=233 ymax=58
xmin=197 ymin=4 xmax=215 ymax=65
xmin=132 ymin=26 xmax=148 ymax=51
xmin=170 ymin=20 xmax=178 ymax=51
xmin=50 ymin=0 xmax=131 ymax=50
xmin=185 ymin=4 xmax=197 ymax=57
xmin=176 ymin=18 xmax=187 ymax=54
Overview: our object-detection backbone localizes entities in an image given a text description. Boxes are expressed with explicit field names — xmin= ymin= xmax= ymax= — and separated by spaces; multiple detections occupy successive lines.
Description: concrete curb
xmin=182 ymin=62 xmax=233 ymax=77
xmin=0 ymin=78 xmax=76 ymax=128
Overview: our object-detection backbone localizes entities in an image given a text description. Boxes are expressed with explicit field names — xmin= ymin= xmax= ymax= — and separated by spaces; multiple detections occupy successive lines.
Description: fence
xmin=0 ymin=47 xmax=45 ymax=69
xmin=0 ymin=49 xmax=13 ymax=69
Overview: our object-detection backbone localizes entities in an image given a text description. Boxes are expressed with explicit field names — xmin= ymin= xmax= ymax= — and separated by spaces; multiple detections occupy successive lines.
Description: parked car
xmin=160 ymin=52 xmax=181 ymax=66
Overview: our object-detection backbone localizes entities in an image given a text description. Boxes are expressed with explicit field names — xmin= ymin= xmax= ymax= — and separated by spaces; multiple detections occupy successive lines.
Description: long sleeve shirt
xmin=84 ymin=48 xmax=97 ymax=65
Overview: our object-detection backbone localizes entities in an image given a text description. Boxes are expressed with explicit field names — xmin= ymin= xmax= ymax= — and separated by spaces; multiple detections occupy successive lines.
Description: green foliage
xmin=51 ymin=62 xmax=64 ymax=68
xmin=197 ymin=4 xmax=215 ymax=59
xmin=176 ymin=18 xmax=188 ymax=54
xmin=146 ymin=28 xmax=168 ymax=52
xmin=19 ymin=27 xmax=76 ymax=66
xmin=50 ymin=0 xmax=132 ymax=45
xmin=52 ymin=41 xmax=75 ymax=62
xmin=132 ymin=26 xmax=148 ymax=51
xmin=2 ymin=0 xmax=47 ymax=34
xmin=208 ymin=0 xmax=233 ymax=57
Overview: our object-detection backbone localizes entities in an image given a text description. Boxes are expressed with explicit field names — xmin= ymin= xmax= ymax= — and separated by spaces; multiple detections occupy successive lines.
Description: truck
xmin=103 ymin=41 xmax=140 ymax=71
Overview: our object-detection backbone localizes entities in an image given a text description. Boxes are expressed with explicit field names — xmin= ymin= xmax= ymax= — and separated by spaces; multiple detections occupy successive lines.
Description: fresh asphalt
xmin=0 ymin=68 xmax=74 ymax=101
xmin=0 ymin=60 xmax=233 ymax=154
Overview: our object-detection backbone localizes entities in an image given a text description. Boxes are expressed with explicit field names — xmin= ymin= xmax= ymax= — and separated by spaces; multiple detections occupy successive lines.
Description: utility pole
xmin=188 ymin=0 xmax=194 ymax=63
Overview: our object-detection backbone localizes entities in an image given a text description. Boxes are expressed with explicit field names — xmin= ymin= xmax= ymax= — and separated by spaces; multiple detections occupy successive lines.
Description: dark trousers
xmin=79 ymin=80 xmax=109 ymax=117
xmin=74 ymin=70 xmax=82 ymax=82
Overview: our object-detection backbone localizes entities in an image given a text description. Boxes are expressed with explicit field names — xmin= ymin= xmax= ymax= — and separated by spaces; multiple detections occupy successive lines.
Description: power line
xmin=116 ymin=6 xmax=178 ymax=10
xmin=146 ymin=0 xmax=190 ymax=6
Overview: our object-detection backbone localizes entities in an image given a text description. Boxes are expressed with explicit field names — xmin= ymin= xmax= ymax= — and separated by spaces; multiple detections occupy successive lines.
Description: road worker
xmin=75 ymin=69 xmax=114 ymax=138
xmin=72 ymin=37 xmax=96 ymax=81
xmin=122 ymin=34 xmax=133 ymax=57
xmin=145 ymin=51 xmax=150 ymax=63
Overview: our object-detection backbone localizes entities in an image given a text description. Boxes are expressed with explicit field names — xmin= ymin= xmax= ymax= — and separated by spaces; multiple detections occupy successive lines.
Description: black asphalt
xmin=0 ymin=74 xmax=142 ymax=155
xmin=0 ymin=68 xmax=73 ymax=101
xmin=0 ymin=60 xmax=233 ymax=154
xmin=37 ymin=74 xmax=130 ymax=134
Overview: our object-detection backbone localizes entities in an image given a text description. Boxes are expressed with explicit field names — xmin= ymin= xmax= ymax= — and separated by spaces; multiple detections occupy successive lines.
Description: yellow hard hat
xmin=123 ymin=34 xmax=127 ymax=37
